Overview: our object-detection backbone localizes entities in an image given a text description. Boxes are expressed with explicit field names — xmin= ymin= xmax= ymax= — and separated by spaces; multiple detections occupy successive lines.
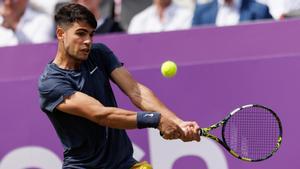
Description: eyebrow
xmin=76 ymin=28 xmax=95 ymax=34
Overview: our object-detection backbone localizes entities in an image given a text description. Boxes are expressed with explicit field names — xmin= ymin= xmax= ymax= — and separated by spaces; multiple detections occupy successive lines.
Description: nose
xmin=84 ymin=37 xmax=92 ymax=46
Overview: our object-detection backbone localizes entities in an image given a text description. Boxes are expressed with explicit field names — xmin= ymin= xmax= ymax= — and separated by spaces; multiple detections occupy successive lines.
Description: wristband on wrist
xmin=137 ymin=111 xmax=161 ymax=129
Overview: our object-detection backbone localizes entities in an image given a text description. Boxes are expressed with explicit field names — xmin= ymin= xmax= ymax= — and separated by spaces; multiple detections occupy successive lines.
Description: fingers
xmin=179 ymin=121 xmax=201 ymax=142
xmin=189 ymin=121 xmax=201 ymax=142
xmin=157 ymin=113 xmax=200 ymax=142
xmin=160 ymin=128 xmax=182 ymax=140
xmin=158 ymin=114 xmax=183 ymax=140
xmin=162 ymin=132 xmax=180 ymax=140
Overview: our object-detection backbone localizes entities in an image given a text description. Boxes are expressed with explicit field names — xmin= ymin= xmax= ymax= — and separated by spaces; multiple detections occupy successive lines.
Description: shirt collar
xmin=218 ymin=0 xmax=242 ymax=9
xmin=152 ymin=2 xmax=177 ymax=18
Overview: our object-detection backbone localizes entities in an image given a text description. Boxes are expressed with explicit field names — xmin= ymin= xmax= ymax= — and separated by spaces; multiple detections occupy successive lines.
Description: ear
xmin=56 ymin=27 xmax=65 ymax=40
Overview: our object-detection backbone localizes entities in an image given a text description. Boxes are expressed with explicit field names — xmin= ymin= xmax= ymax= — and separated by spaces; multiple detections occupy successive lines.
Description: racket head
xmin=222 ymin=104 xmax=283 ymax=162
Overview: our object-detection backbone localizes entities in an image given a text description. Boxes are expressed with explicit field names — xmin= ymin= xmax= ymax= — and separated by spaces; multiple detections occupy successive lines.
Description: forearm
xmin=93 ymin=106 xmax=160 ymax=129
xmin=57 ymin=92 xmax=161 ymax=130
xmin=128 ymin=83 xmax=181 ymax=122
xmin=91 ymin=106 xmax=138 ymax=129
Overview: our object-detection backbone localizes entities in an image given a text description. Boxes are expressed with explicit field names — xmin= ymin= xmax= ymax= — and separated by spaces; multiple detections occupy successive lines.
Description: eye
xmin=76 ymin=31 xmax=86 ymax=37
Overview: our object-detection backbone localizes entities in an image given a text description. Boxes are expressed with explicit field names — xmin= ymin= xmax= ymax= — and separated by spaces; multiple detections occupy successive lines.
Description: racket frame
xmin=199 ymin=104 xmax=283 ymax=162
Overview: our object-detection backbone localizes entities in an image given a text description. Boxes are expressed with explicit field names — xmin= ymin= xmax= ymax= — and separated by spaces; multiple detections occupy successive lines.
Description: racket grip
xmin=159 ymin=131 xmax=163 ymax=136
xmin=198 ymin=129 xmax=203 ymax=136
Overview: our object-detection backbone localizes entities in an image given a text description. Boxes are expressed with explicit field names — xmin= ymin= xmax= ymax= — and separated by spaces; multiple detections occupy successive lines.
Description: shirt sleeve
xmin=92 ymin=43 xmax=123 ymax=75
xmin=38 ymin=75 xmax=76 ymax=113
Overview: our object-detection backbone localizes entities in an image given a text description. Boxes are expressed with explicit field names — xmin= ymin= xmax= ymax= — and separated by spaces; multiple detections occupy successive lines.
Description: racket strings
xmin=223 ymin=107 xmax=280 ymax=160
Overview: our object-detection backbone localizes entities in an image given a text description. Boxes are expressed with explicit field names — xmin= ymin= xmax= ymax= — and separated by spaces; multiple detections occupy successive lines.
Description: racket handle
xmin=198 ymin=129 xmax=203 ymax=136
xmin=159 ymin=131 xmax=163 ymax=136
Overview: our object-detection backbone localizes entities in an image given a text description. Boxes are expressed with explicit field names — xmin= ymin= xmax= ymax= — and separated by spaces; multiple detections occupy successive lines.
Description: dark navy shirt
xmin=38 ymin=43 xmax=137 ymax=169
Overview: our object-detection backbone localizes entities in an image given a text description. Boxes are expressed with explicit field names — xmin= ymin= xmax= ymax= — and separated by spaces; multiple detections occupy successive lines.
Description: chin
xmin=81 ymin=56 xmax=89 ymax=61
xmin=78 ymin=53 xmax=90 ymax=60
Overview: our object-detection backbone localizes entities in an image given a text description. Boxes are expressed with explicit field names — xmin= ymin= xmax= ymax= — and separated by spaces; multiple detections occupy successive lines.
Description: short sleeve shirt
xmin=38 ymin=43 xmax=137 ymax=169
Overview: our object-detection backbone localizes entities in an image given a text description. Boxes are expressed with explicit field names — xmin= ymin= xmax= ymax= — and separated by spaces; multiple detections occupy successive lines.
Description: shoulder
xmin=97 ymin=18 xmax=124 ymax=33
xmin=130 ymin=5 xmax=155 ymax=23
xmin=91 ymin=43 xmax=109 ymax=51
xmin=193 ymin=0 xmax=217 ymax=24
xmin=195 ymin=0 xmax=217 ymax=12
xmin=172 ymin=3 xmax=192 ymax=17
xmin=24 ymin=8 xmax=52 ymax=24
xmin=193 ymin=0 xmax=217 ymax=22
xmin=247 ymin=1 xmax=270 ymax=13
xmin=128 ymin=5 xmax=155 ymax=33
xmin=90 ymin=43 xmax=122 ymax=71
xmin=38 ymin=64 xmax=67 ymax=92
xmin=91 ymin=43 xmax=114 ymax=56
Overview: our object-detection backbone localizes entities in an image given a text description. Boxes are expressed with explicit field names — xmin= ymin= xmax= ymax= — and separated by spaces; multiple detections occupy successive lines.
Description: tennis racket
xmin=200 ymin=104 xmax=282 ymax=162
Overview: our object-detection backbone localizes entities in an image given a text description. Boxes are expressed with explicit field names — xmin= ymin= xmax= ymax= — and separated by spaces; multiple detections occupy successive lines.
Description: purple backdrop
xmin=1 ymin=19 xmax=300 ymax=169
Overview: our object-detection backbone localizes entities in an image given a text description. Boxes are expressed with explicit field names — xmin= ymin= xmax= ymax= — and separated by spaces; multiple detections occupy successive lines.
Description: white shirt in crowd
xmin=173 ymin=0 xmax=195 ymax=10
xmin=216 ymin=0 xmax=241 ymax=27
xmin=128 ymin=2 xmax=192 ymax=34
xmin=0 ymin=7 xmax=53 ymax=47
xmin=29 ymin=0 xmax=69 ymax=16
xmin=0 ymin=25 xmax=18 ymax=47
xmin=257 ymin=0 xmax=300 ymax=19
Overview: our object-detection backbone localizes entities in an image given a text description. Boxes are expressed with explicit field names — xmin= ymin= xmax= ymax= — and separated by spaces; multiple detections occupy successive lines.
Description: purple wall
xmin=1 ymin=19 xmax=300 ymax=169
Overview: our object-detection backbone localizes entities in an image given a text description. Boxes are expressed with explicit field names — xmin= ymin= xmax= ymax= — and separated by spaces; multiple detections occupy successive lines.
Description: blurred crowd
xmin=1 ymin=0 xmax=300 ymax=47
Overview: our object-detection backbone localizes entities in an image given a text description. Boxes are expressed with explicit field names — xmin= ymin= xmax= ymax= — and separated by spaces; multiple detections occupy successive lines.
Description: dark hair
xmin=55 ymin=3 xmax=97 ymax=29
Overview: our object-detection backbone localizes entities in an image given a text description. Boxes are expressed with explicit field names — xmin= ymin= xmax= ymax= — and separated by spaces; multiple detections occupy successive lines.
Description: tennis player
xmin=38 ymin=3 xmax=200 ymax=169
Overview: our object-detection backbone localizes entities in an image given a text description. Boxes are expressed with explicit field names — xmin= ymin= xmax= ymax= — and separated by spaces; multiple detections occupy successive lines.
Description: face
xmin=74 ymin=0 xmax=101 ymax=14
xmin=154 ymin=0 xmax=171 ymax=7
xmin=1 ymin=0 xmax=28 ymax=27
xmin=3 ymin=0 xmax=27 ymax=13
xmin=57 ymin=21 xmax=95 ymax=61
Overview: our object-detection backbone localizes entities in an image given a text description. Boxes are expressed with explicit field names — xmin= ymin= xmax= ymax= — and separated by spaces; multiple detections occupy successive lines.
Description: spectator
xmin=72 ymin=0 xmax=124 ymax=35
xmin=283 ymin=0 xmax=300 ymax=18
xmin=119 ymin=0 xmax=152 ymax=30
xmin=128 ymin=0 xmax=193 ymax=34
xmin=174 ymin=0 xmax=195 ymax=10
xmin=29 ymin=0 xmax=69 ymax=16
xmin=192 ymin=0 xmax=273 ymax=27
xmin=258 ymin=0 xmax=300 ymax=19
xmin=0 ymin=0 xmax=53 ymax=47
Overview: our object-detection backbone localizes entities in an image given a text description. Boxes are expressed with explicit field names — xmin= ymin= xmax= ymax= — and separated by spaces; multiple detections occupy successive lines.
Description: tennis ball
xmin=161 ymin=60 xmax=177 ymax=78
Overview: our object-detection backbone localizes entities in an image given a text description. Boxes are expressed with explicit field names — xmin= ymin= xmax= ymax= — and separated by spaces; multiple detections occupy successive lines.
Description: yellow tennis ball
xmin=161 ymin=60 xmax=177 ymax=78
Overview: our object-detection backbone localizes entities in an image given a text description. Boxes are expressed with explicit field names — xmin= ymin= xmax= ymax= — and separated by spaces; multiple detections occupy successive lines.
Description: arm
xmin=110 ymin=67 xmax=177 ymax=117
xmin=111 ymin=67 xmax=200 ymax=141
xmin=56 ymin=91 xmax=139 ymax=129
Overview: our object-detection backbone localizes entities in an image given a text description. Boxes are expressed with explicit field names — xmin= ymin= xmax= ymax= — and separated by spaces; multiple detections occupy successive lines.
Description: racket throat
xmin=199 ymin=128 xmax=210 ymax=136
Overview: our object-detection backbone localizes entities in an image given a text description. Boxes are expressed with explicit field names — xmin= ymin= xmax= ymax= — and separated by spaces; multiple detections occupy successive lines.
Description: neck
xmin=155 ymin=1 xmax=171 ymax=21
xmin=53 ymin=44 xmax=81 ymax=70
xmin=225 ymin=0 xmax=233 ymax=5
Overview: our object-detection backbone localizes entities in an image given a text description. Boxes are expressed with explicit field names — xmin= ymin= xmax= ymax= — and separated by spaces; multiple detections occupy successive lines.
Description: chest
xmin=81 ymin=64 xmax=108 ymax=92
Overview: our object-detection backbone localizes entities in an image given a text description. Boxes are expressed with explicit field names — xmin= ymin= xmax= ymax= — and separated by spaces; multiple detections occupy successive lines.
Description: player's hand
xmin=179 ymin=121 xmax=201 ymax=142
xmin=158 ymin=114 xmax=184 ymax=140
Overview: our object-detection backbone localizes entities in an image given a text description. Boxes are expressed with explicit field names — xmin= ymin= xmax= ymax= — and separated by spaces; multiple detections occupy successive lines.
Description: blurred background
xmin=1 ymin=0 xmax=300 ymax=47
xmin=1 ymin=0 xmax=300 ymax=169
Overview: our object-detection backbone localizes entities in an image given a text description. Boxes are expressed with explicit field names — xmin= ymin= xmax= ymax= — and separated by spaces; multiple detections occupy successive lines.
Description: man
xmin=38 ymin=3 xmax=200 ymax=169
xmin=72 ymin=0 xmax=124 ymax=34
xmin=128 ymin=0 xmax=193 ymax=34
xmin=192 ymin=0 xmax=273 ymax=27
xmin=118 ymin=0 xmax=153 ymax=30
xmin=0 ymin=0 xmax=53 ymax=47
xmin=257 ymin=0 xmax=300 ymax=19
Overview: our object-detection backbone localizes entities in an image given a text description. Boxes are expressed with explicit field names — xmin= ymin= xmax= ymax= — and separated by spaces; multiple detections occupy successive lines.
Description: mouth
xmin=80 ymin=48 xmax=90 ymax=54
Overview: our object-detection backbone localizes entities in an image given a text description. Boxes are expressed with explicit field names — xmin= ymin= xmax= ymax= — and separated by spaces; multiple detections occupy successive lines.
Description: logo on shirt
xmin=90 ymin=66 xmax=98 ymax=75
xmin=144 ymin=113 xmax=154 ymax=118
